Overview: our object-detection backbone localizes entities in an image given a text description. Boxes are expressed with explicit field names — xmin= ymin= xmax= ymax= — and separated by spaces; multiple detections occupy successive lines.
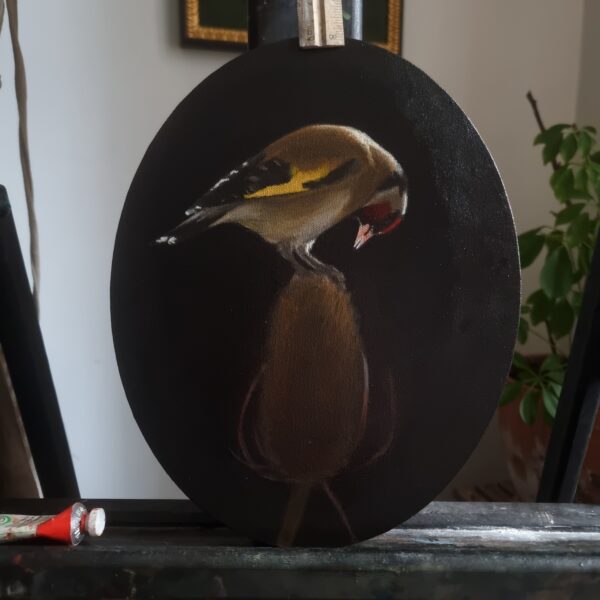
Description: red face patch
xmin=361 ymin=202 xmax=391 ymax=221
xmin=380 ymin=215 xmax=403 ymax=236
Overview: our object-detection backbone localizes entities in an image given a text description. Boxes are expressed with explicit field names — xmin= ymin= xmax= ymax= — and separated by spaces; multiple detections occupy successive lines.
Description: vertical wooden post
xmin=0 ymin=186 xmax=79 ymax=497
xmin=538 ymin=228 xmax=600 ymax=502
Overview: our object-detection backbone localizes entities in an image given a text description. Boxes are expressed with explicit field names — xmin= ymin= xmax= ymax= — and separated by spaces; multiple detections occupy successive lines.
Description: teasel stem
xmin=277 ymin=482 xmax=312 ymax=547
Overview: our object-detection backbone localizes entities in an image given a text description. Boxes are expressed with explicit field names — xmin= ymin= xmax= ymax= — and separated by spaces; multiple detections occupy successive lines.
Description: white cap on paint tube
xmin=84 ymin=508 xmax=106 ymax=537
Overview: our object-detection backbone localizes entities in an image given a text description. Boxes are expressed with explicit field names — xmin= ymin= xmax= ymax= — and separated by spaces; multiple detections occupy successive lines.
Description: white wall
xmin=0 ymin=0 xmax=587 ymax=498
xmin=577 ymin=0 xmax=600 ymax=129
xmin=406 ymin=0 xmax=585 ymax=351
xmin=0 ymin=1 xmax=231 ymax=498
xmin=403 ymin=0 xmax=586 ymax=493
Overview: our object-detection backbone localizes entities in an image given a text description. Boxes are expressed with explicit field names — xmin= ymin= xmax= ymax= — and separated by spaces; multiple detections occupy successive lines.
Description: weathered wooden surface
xmin=0 ymin=348 xmax=39 ymax=498
xmin=0 ymin=501 xmax=599 ymax=599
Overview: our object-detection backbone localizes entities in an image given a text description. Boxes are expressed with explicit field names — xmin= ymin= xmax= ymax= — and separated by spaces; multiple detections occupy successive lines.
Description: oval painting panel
xmin=111 ymin=40 xmax=520 ymax=546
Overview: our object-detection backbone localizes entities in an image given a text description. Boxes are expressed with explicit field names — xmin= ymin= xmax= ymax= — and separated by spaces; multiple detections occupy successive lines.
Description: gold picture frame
xmin=181 ymin=0 xmax=404 ymax=54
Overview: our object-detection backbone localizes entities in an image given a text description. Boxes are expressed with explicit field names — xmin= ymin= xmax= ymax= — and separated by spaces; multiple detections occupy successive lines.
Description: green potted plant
xmin=499 ymin=93 xmax=600 ymax=500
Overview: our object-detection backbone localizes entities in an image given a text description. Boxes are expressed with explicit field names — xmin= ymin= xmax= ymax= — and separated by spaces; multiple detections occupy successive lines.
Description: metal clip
xmin=297 ymin=0 xmax=345 ymax=49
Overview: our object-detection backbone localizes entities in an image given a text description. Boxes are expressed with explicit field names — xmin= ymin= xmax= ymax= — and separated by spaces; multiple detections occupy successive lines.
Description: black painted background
xmin=111 ymin=39 xmax=520 ymax=546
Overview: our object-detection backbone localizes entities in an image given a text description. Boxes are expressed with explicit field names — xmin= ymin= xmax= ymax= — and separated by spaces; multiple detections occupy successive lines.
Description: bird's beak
xmin=354 ymin=223 xmax=374 ymax=250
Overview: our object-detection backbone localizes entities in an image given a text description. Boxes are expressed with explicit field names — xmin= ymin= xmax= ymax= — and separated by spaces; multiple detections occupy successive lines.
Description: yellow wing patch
xmin=244 ymin=162 xmax=342 ymax=200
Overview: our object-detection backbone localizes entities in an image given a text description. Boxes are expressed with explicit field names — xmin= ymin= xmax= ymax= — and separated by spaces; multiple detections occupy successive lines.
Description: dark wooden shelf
xmin=1 ymin=500 xmax=599 ymax=598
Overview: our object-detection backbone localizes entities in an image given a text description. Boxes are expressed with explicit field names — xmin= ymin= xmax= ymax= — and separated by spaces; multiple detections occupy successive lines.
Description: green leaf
xmin=517 ymin=317 xmax=529 ymax=344
xmin=534 ymin=124 xmax=569 ymax=145
xmin=541 ymin=246 xmax=573 ymax=298
xmin=548 ymin=298 xmax=575 ymax=338
xmin=536 ymin=125 xmax=569 ymax=166
xmin=520 ymin=389 xmax=539 ymax=425
xmin=518 ymin=229 xmax=545 ymax=268
xmin=513 ymin=352 xmax=535 ymax=375
xmin=574 ymin=168 xmax=589 ymax=194
xmin=578 ymin=244 xmax=592 ymax=275
xmin=500 ymin=380 xmax=523 ymax=407
xmin=547 ymin=370 xmax=565 ymax=385
xmin=544 ymin=137 xmax=564 ymax=165
xmin=545 ymin=230 xmax=564 ymax=251
xmin=528 ymin=289 xmax=553 ymax=325
xmin=572 ymin=290 xmax=584 ymax=313
xmin=542 ymin=383 xmax=561 ymax=419
xmin=570 ymin=189 xmax=593 ymax=201
xmin=555 ymin=203 xmax=584 ymax=226
xmin=591 ymin=150 xmax=600 ymax=164
xmin=586 ymin=165 xmax=600 ymax=198
xmin=584 ymin=126 xmax=597 ymax=134
xmin=577 ymin=131 xmax=594 ymax=156
xmin=550 ymin=166 xmax=574 ymax=202
xmin=566 ymin=213 xmax=592 ymax=247
xmin=540 ymin=354 xmax=564 ymax=374
xmin=572 ymin=164 xmax=594 ymax=199
xmin=569 ymin=188 xmax=592 ymax=200
xmin=560 ymin=133 xmax=578 ymax=162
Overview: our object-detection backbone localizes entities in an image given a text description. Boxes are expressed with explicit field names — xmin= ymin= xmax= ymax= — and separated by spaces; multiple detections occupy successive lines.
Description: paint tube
xmin=0 ymin=503 xmax=106 ymax=545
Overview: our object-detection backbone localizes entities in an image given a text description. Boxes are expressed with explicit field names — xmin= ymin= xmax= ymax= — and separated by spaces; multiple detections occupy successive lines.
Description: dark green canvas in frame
xmin=199 ymin=0 xmax=248 ymax=30
xmin=181 ymin=0 xmax=403 ymax=53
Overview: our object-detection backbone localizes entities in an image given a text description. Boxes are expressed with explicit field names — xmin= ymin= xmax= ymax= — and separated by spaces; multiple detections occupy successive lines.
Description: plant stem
xmin=544 ymin=320 xmax=558 ymax=355
xmin=566 ymin=246 xmax=583 ymax=293
xmin=528 ymin=327 xmax=552 ymax=345
xmin=526 ymin=91 xmax=560 ymax=173
xmin=528 ymin=90 xmax=562 ymax=359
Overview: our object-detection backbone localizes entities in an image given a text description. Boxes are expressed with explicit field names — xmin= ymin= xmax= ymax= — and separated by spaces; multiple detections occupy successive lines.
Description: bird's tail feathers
xmin=155 ymin=202 xmax=239 ymax=246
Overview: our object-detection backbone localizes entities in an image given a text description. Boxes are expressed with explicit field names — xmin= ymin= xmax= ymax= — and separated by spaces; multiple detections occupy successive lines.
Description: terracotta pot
xmin=498 ymin=381 xmax=600 ymax=502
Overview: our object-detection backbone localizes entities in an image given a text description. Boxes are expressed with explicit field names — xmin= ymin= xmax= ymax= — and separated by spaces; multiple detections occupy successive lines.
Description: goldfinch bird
xmin=157 ymin=125 xmax=407 ymax=278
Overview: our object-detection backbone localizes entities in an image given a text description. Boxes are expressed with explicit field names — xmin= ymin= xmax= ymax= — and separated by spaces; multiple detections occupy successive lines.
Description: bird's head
xmin=354 ymin=168 xmax=407 ymax=250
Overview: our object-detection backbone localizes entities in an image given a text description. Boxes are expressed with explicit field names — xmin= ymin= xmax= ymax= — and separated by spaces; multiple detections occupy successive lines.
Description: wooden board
xmin=0 ymin=348 xmax=39 ymax=498
xmin=1 ymin=501 xmax=599 ymax=599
